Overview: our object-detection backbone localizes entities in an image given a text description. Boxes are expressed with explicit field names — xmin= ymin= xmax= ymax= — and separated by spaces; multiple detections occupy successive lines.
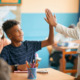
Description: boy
xmin=1 ymin=20 xmax=53 ymax=71
xmin=44 ymin=9 xmax=80 ymax=79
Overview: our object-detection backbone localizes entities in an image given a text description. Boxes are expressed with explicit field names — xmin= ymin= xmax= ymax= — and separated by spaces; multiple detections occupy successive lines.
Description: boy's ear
xmin=7 ymin=34 xmax=12 ymax=39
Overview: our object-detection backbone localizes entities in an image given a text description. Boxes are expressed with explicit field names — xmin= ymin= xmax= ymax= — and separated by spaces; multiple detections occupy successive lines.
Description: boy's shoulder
xmin=3 ymin=44 xmax=11 ymax=50
xmin=23 ymin=40 xmax=41 ymax=45
xmin=1 ymin=44 xmax=11 ymax=55
xmin=23 ymin=40 xmax=33 ymax=46
xmin=23 ymin=40 xmax=33 ymax=44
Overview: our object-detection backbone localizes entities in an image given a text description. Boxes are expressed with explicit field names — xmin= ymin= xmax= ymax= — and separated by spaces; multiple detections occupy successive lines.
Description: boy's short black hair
xmin=2 ymin=20 xmax=19 ymax=33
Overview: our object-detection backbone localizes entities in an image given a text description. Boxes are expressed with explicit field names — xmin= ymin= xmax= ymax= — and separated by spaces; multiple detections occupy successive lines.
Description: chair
xmin=47 ymin=45 xmax=77 ymax=73
xmin=62 ymin=49 xmax=77 ymax=73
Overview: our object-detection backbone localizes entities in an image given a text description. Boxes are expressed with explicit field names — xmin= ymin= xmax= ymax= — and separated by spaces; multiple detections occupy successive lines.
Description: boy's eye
xmin=15 ymin=30 xmax=19 ymax=32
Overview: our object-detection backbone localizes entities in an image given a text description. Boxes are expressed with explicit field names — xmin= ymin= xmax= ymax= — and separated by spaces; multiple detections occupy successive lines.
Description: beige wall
xmin=21 ymin=0 xmax=79 ymax=13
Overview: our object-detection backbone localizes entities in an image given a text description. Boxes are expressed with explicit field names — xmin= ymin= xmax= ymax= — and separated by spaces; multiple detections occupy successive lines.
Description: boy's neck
xmin=11 ymin=41 xmax=22 ymax=47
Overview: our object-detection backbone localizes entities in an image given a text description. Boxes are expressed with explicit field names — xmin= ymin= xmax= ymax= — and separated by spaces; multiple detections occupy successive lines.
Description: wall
xmin=21 ymin=0 xmax=79 ymax=13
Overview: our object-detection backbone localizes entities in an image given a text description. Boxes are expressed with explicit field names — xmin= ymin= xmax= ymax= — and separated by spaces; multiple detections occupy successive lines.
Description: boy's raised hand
xmin=44 ymin=9 xmax=57 ymax=27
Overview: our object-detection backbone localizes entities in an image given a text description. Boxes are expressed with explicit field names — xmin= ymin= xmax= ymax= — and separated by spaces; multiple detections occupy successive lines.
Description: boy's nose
xmin=20 ymin=30 xmax=24 ymax=35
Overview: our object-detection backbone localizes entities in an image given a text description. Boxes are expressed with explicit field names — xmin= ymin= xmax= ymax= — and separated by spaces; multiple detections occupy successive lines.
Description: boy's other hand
xmin=44 ymin=9 xmax=57 ymax=27
xmin=17 ymin=64 xmax=27 ymax=71
xmin=11 ymin=64 xmax=27 ymax=72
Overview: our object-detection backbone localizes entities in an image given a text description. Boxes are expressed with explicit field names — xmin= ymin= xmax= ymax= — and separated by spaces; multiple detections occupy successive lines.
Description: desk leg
xmin=62 ymin=50 xmax=66 ymax=72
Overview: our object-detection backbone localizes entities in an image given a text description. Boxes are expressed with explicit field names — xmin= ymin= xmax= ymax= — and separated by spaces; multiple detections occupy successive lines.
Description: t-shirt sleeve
xmin=0 ymin=47 xmax=8 ymax=62
xmin=25 ymin=41 xmax=41 ymax=52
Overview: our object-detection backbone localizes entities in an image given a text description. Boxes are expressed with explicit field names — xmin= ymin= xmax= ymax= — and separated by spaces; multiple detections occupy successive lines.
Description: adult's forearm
xmin=55 ymin=24 xmax=79 ymax=39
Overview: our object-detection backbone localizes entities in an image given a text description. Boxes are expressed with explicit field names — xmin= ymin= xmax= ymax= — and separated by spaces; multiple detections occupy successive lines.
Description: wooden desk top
xmin=53 ymin=45 xmax=78 ymax=50
xmin=11 ymin=68 xmax=75 ymax=80
xmin=53 ymin=40 xmax=79 ymax=50
xmin=47 ymin=40 xmax=79 ymax=54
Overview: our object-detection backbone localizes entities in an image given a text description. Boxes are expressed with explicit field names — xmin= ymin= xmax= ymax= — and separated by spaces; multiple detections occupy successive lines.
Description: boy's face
xmin=7 ymin=24 xmax=24 ymax=42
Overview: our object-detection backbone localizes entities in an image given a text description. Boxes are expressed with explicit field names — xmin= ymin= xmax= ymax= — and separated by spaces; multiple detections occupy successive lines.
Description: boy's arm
xmin=41 ymin=25 xmax=53 ymax=48
xmin=11 ymin=64 xmax=27 ymax=72
xmin=45 ymin=9 xmax=79 ymax=39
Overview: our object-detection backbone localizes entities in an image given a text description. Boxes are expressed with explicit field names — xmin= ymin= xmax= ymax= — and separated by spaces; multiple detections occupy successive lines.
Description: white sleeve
xmin=56 ymin=24 xmax=79 ymax=39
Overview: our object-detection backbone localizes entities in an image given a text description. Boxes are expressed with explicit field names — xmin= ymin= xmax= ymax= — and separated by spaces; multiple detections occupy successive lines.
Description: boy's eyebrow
xmin=13 ymin=29 xmax=19 ymax=32
xmin=13 ymin=28 xmax=21 ymax=32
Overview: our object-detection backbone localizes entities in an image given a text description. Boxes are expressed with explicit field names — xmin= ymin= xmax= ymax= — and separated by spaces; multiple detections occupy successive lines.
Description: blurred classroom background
xmin=0 ymin=0 xmax=80 ymax=69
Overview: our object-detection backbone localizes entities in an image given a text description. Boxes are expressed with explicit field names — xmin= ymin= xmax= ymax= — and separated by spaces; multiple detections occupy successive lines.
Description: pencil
xmin=26 ymin=61 xmax=30 ymax=68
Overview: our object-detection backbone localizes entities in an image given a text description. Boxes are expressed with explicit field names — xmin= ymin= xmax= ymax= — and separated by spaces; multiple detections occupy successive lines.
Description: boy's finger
xmin=45 ymin=9 xmax=47 ymax=13
xmin=45 ymin=9 xmax=50 ymax=18
xmin=46 ymin=12 xmax=49 ymax=18
xmin=45 ymin=9 xmax=49 ymax=14
xmin=45 ymin=13 xmax=50 ymax=21
xmin=47 ymin=10 xmax=51 ymax=17
xmin=44 ymin=18 xmax=48 ymax=23
xmin=47 ymin=9 xmax=53 ymax=17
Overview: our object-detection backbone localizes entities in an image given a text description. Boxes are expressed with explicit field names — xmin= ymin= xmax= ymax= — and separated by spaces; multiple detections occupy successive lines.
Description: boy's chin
xmin=18 ymin=39 xmax=23 ymax=42
xmin=20 ymin=39 xmax=23 ymax=42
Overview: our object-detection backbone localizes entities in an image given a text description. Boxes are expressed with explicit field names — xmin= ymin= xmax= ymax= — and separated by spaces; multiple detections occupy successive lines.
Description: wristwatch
xmin=14 ymin=64 xmax=19 ymax=71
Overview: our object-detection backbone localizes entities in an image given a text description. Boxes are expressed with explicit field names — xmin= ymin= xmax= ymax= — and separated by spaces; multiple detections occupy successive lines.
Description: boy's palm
xmin=17 ymin=64 xmax=27 ymax=71
xmin=45 ymin=9 xmax=57 ymax=26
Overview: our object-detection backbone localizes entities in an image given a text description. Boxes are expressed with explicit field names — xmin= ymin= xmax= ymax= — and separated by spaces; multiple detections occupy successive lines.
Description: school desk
xmin=11 ymin=68 xmax=75 ymax=80
xmin=53 ymin=44 xmax=78 ymax=73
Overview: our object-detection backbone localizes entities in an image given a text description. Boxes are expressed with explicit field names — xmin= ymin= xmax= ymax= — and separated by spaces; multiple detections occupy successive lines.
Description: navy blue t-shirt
xmin=1 ymin=41 xmax=41 ymax=65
